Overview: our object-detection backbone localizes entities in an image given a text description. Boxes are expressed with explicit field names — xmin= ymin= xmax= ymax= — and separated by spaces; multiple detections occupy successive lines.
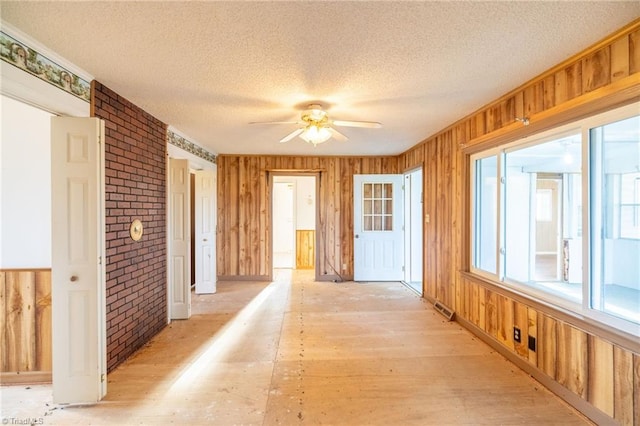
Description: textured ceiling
xmin=1 ymin=1 xmax=639 ymax=156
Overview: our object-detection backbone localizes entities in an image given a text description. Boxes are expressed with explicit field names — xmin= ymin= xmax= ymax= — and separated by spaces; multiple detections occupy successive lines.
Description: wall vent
xmin=433 ymin=301 xmax=454 ymax=321
xmin=433 ymin=301 xmax=455 ymax=321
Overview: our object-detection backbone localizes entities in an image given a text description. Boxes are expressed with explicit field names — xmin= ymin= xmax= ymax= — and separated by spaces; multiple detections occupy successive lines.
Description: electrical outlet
xmin=528 ymin=336 xmax=536 ymax=352
xmin=513 ymin=327 xmax=521 ymax=343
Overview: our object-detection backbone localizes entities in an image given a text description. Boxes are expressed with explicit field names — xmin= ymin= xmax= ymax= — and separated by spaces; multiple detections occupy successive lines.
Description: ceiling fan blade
xmin=332 ymin=120 xmax=382 ymax=129
xmin=279 ymin=128 xmax=304 ymax=143
xmin=329 ymin=127 xmax=349 ymax=142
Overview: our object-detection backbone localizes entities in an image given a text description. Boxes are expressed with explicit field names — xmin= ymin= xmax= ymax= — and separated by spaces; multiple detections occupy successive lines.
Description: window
xmin=473 ymin=155 xmax=498 ymax=274
xmin=503 ymin=134 xmax=582 ymax=302
xmin=362 ymin=182 xmax=393 ymax=231
xmin=471 ymin=103 xmax=640 ymax=334
xmin=589 ymin=114 xmax=640 ymax=326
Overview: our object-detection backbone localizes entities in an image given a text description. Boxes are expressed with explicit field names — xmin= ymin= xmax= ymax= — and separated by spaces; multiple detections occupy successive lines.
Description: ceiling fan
xmin=250 ymin=104 xmax=382 ymax=146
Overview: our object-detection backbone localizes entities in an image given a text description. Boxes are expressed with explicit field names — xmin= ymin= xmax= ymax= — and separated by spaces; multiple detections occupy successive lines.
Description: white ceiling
xmin=2 ymin=1 xmax=639 ymax=156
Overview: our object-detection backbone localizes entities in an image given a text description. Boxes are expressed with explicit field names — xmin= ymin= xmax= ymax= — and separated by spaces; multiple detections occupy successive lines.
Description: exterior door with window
xmin=353 ymin=174 xmax=404 ymax=281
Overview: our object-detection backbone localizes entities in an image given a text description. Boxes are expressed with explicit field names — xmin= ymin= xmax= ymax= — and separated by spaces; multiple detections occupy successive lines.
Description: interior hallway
xmin=1 ymin=270 xmax=590 ymax=425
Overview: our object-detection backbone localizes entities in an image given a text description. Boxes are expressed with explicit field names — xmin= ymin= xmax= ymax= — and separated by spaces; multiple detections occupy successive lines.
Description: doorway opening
xmin=168 ymin=159 xmax=217 ymax=321
xmin=403 ymin=168 xmax=423 ymax=294
xmin=534 ymin=174 xmax=562 ymax=282
xmin=272 ymin=175 xmax=317 ymax=274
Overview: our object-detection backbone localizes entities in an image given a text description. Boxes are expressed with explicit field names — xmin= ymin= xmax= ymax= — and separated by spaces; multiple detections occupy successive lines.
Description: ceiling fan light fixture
xmin=300 ymin=124 xmax=332 ymax=145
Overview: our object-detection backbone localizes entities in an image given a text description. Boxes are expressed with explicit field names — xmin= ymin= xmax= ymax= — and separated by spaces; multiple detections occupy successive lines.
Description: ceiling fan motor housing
xmin=302 ymin=105 xmax=329 ymax=126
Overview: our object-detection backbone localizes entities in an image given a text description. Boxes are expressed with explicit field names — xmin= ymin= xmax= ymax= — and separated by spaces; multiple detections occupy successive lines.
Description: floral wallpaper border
xmin=168 ymin=130 xmax=217 ymax=164
xmin=0 ymin=31 xmax=91 ymax=102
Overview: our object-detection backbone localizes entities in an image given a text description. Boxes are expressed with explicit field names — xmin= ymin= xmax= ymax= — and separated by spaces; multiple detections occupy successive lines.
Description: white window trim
xmin=470 ymin=101 xmax=640 ymax=338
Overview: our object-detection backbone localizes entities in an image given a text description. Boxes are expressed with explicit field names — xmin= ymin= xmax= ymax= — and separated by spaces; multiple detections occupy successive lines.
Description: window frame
xmin=470 ymin=148 xmax=502 ymax=281
xmin=469 ymin=102 xmax=640 ymax=338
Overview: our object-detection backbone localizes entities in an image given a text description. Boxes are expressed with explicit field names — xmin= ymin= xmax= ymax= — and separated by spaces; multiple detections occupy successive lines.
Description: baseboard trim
xmin=455 ymin=315 xmax=613 ymax=426
xmin=0 ymin=371 xmax=52 ymax=385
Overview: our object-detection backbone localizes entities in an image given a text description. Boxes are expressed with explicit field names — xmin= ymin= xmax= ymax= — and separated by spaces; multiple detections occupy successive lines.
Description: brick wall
xmin=91 ymin=81 xmax=167 ymax=372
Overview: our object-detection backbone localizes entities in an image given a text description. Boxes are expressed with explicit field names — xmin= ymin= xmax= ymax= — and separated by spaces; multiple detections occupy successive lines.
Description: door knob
xmin=355 ymin=234 xmax=359 ymax=239
xmin=70 ymin=275 xmax=78 ymax=282
xmin=203 ymin=238 xmax=208 ymax=242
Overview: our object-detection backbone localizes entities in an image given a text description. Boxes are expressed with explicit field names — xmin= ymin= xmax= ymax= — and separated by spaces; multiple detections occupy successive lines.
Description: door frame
xmin=268 ymin=172 xmax=320 ymax=280
xmin=272 ymin=179 xmax=297 ymax=268
xmin=166 ymin=156 xmax=217 ymax=320
xmin=403 ymin=166 xmax=424 ymax=294
xmin=1 ymin=26 xmax=94 ymax=397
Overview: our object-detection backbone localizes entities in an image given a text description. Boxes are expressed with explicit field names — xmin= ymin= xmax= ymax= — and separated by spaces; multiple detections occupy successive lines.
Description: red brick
xmin=92 ymin=81 xmax=168 ymax=373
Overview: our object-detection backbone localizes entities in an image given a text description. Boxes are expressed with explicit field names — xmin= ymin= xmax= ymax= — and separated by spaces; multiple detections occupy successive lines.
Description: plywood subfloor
xmin=0 ymin=269 xmax=591 ymax=425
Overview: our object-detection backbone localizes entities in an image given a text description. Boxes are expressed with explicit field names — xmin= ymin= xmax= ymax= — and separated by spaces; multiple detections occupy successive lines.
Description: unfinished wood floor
xmin=1 ymin=269 xmax=590 ymax=425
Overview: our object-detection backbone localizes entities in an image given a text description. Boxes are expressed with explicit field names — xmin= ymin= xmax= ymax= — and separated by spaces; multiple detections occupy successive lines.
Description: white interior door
xmin=51 ymin=117 xmax=106 ymax=403
xmin=169 ymin=158 xmax=191 ymax=319
xmin=194 ymin=169 xmax=216 ymax=294
xmin=354 ymin=174 xmax=404 ymax=281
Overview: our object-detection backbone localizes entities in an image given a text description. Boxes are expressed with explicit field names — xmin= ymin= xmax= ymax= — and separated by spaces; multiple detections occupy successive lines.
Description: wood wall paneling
xmin=217 ymin=155 xmax=399 ymax=280
xmin=612 ymin=346 xmax=634 ymax=425
xmin=216 ymin=20 xmax=640 ymax=425
xmin=0 ymin=272 xmax=4 ymax=371
xmin=537 ymin=312 xmax=557 ymax=379
xmin=587 ymin=335 xmax=614 ymax=417
xmin=485 ymin=289 xmax=498 ymax=340
xmin=296 ymin=230 xmax=315 ymax=269
xmin=556 ymin=323 xmax=588 ymax=399
xmin=630 ymin=28 xmax=640 ymax=75
xmin=583 ymin=46 xmax=612 ymax=93
xmin=513 ymin=302 xmax=529 ymax=359
xmin=526 ymin=307 xmax=537 ymax=366
xmin=34 ymin=271 xmax=51 ymax=371
xmin=0 ymin=270 xmax=51 ymax=379
xmin=555 ymin=61 xmax=583 ymax=105
xmin=496 ymin=294 xmax=513 ymax=350
xmin=524 ymin=82 xmax=544 ymax=118
xmin=611 ymin=36 xmax=630 ymax=82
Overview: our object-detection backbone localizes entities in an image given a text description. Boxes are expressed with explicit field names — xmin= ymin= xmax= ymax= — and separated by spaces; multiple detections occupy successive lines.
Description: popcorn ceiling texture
xmin=3 ymin=2 xmax=639 ymax=157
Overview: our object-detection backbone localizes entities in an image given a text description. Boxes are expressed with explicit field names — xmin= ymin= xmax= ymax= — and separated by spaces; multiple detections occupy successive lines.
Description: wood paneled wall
xmin=216 ymin=155 xmax=398 ymax=280
xmin=0 ymin=269 xmax=52 ymax=383
xmin=458 ymin=275 xmax=640 ymax=425
xmin=296 ymin=230 xmax=315 ymax=270
xmin=396 ymin=19 xmax=640 ymax=425
xmin=215 ymin=19 xmax=640 ymax=424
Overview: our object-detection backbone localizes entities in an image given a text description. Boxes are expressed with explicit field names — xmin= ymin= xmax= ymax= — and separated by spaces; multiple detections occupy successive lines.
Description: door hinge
xmin=402 ymin=266 xmax=405 ymax=272
xmin=98 ymin=256 xmax=102 ymax=265
xmin=101 ymin=374 xmax=105 ymax=383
